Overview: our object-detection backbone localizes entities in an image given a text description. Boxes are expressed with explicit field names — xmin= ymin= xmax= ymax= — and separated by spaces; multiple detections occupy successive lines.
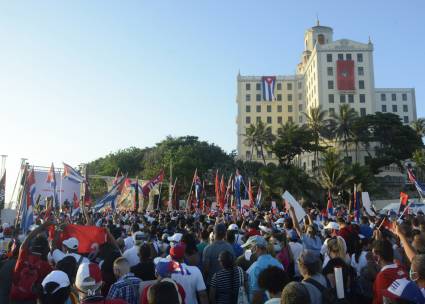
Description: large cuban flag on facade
xmin=262 ymin=76 xmax=276 ymax=101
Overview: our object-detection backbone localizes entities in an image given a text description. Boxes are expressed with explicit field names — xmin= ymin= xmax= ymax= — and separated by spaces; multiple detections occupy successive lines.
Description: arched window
xmin=318 ymin=34 xmax=325 ymax=45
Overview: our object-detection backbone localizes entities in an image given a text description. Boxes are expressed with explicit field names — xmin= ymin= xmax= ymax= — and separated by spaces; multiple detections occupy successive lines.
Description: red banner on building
xmin=336 ymin=60 xmax=355 ymax=90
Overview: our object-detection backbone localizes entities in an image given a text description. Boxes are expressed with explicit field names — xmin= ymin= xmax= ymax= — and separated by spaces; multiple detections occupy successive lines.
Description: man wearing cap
xmin=75 ymin=262 xmax=127 ymax=304
xmin=202 ymin=223 xmax=234 ymax=284
xmin=38 ymin=270 xmax=71 ymax=304
xmin=243 ymin=235 xmax=283 ymax=303
xmin=170 ymin=243 xmax=208 ymax=304
xmin=51 ymin=236 xmax=90 ymax=265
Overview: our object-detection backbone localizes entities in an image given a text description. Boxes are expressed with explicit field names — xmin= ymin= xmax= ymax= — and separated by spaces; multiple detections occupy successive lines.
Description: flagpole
xmin=14 ymin=163 xmax=29 ymax=228
xmin=186 ymin=168 xmax=197 ymax=211
xmin=59 ymin=168 xmax=63 ymax=210
xmin=168 ymin=161 xmax=173 ymax=211
xmin=157 ymin=182 xmax=162 ymax=210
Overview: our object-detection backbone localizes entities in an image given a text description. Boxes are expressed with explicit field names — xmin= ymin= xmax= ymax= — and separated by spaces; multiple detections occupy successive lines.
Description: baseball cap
xmin=167 ymin=233 xmax=183 ymax=243
xmin=170 ymin=243 xmax=186 ymax=260
xmin=383 ymin=278 xmax=425 ymax=304
xmin=155 ymin=260 xmax=182 ymax=278
xmin=324 ymin=222 xmax=340 ymax=230
xmin=241 ymin=235 xmax=267 ymax=248
xmin=62 ymin=237 xmax=79 ymax=250
xmin=75 ymin=263 xmax=102 ymax=292
xmin=42 ymin=270 xmax=70 ymax=294
xmin=227 ymin=224 xmax=239 ymax=231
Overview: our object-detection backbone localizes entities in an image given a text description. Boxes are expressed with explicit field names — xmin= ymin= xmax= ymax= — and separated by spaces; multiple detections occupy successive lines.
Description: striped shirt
xmin=107 ymin=273 xmax=141 ymax=304
xmin=210 ymin=266 xmax=243 ymax=304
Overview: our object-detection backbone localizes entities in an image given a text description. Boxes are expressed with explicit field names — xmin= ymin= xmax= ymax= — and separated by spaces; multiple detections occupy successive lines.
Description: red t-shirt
xmin=373 ymin=263 xmax=408 ymax=304
xmin=10 ymin=247 xmax=53 ymax=300
xmin=140 ymin=281 xmax=186 ymax=304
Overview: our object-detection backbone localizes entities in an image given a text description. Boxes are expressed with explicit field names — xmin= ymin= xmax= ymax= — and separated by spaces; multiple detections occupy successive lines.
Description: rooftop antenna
xmin=316 ymin=14 xmax=320 ymax=26
xmin=368 ymin=35 xmax=372 ymax=44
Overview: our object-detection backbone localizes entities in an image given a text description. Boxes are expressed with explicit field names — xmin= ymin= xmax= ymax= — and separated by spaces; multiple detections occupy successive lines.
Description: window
xmin=256 ymin=105 xmax=261 ymax=112
xmin=257 ymin=151 xmax=262 ymax=158
xmin=359 ymin=94 xmax=366 ymax=103
xmin=277 ymin=117 xmax=282 ymax=124
xmin=299 ymin=116 xmax=303 ymax=123
xmin=246 ymin=94 xmax=251 ymax=101
xmin=246 ymin=151 xmax=251 ymax=159
xmin=288 ymin=116 xmax=293 ymax=123
xmin=402 ymin=93 xmax=407 ymax=101
xmin=267 ymin=116 xmax=272 ymax=124
xmin=256 ymin=94 xmax=261 ymax=101
xmin=328 ymin=94 xmax=335 ymax=103
xmin=288 ymin=105 xmax=293 ymax=112
xmin=346 ymin=54 xmax=352 ymax=60
xmin=358 ymin=67 xmax=364 ymax=76
xmin=329 ymin=107 xmax=335 ymax=115
xmin=298 ymin=104 xmax=302 ymax=111
xmin=267 ymin=105 xmax=271 ymax=112
xmin=298 ymin=82 xmax=302 ymax=89
xmin=382 ymin=105 xmax=387 ymax=112
xmin=318 ymin=34 xmax=325 ymax=45
xmin=256 ymin=116 xmax=261 ymax=123
xmin=348 ymin=95 xmax=354 ymax=103
xmin=338 ymin=53 xmax=344 ymax=60
xmin=359 ymin=80 xmax=365 ymax=89
xmin=392 ymin=105 xmax=397 ymax=112
xmin=246 ymin=105 xmax=251 ymax=112
xmin=344 ymin=156 xmax=353 ymax=165
xmin=392 ymin=94 xmax=397 ymax=101
xmin=298 ymin=93 xmax=302 ymax=100
xmin=288 ymin=94 xmax=293 ymax=101
xmin=364 ymin=156 xmax=371 ymax=164
xmin=360 ymin=108 xmax=366 ymax=117
xmin=287 ymin=83 xmax=293 ymax=90
xmin=327 ymin=67 xmax=333 ymax=76
xmin=267 ymin=151 xmax=272 ymax=158
xmin=403 ymin=105 xmax=408 ymax=112
xmin=381 ymin=93 xmax=386 ymax=101
xmin=340 ymin=94 xmax=346 ymax=103
xmin=246 ymin=116 xmax=251 ymax=124
xmin=277 ymin=83 xmax=282 ymax=90
xmin=246 ymin=83 xmax=251 ymax=90
xmin=328 ymin=81 xmax=334 ymax=89
xmin=404 ymin=116 xmax=409 ymax=123
xmin=327 ymin=54 xmax=332 ymax=62
xmin=277 ymin=94 xmax=282 ymax=101
xmin=277 ymin=105 xmax=282 ymax=112
xmin=357 ymin=53 xmax=363 ymax=62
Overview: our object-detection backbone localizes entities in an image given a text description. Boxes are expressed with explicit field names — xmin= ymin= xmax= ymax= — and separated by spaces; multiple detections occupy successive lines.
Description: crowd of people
xmin=1 ymin=203 xmax=425 ymax=304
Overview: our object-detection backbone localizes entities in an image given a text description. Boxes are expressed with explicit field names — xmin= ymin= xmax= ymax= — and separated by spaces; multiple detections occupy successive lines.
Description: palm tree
xmin=303 ymin=106 xmax=328 ymax=166
xmin=243 ymin=121 xmax=275 ymax=164
xmin=411 ymin=118 xmax=425 ymax=138
xmin=317 ymin=148 xmax=354 ymax=194
xmin=330 ymin=104 xmax=358 ymax=158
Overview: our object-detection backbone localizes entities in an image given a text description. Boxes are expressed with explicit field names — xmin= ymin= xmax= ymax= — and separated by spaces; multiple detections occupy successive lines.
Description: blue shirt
xmin=360 ymin=224 xmax=373 ymax=239
xmin=301 ymin=235 xmax=322 ymax=255
xmin=107 ymin=272 xmax=141 ymax=304
xmin=246 ymin=254 xmax=283 ymax=301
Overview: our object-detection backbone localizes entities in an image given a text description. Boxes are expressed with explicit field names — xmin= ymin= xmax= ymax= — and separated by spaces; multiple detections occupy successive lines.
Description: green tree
xmin=243 ymin=124 xmax=257 ymax=162
xmin=303 ymin=106 xmax=328 ymax=166
xmin=267 ymin=122 xmax=318 ymax=167
xmin=411 ymin=118 xmax=425 ymax=138
xmin=330 ymin=104 xmax=358 ymax=158
xmin=243 ymin=121 xmax=275 ymax=165
xmin=317 ymin=149 xmax=353 ymax=194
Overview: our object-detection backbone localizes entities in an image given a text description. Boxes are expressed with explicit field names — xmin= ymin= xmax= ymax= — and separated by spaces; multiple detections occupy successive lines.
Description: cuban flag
xmin=142 ymin=170 xmax=164 ymax=197
xmin=63 ymin=163 xmax=85 ymax=183
xmin=407 ymin=167 xmax=425 ymax=197
xmin=194 ymin=174 xmax=202 ymax=209
xmin=326 ymin=190 xmax=334 ymax=218
xmin=21 ymin=168 xmax=36 ymax=232
xmin=94 ymin=175 xmax=126 ymax=212
xmin=262 ymin=76 xmax=276 ymax=101
xmin=234 ymin=170 xmax=243 ymax=210
xmin=255 ymin=183 xmax=262 ymax=208
xmin=46 ymin=163 xmax=59 ymax=208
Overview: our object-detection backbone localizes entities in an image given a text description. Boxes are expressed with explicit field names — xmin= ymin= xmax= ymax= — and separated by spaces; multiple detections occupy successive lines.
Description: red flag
xmin=248 ymin=179 xmax=254 ymax=207
xmin=336 ymin=60 xmax=355 ymax=90
xmin=83 ymin=181 xmax=92 ymax=206
xmin=142 ymin=170 xmax=164 ymax=197
xmin=379 ymin=217 xmax=394 ymax=232
xmin=215 ymin=170 xmax=220 ymax=208
xmin=219 ymin=175 xmax=226 ymax=210
xmin=61 ymin=224 xmax=107 ymax=254
xmin=73 ymin=192 xmax=79 ymax=209
xmin=399 ymin=192 xmax=409 ymax=214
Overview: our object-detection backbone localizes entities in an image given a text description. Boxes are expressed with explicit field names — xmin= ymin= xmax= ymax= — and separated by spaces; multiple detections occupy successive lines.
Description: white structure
xmin=236 ymin=22 xmax=417 ymax=170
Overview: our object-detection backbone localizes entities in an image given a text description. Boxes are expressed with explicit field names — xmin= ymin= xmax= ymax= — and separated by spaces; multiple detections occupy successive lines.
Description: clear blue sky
xmin=1 ymin=0 xmax=424 ymax=201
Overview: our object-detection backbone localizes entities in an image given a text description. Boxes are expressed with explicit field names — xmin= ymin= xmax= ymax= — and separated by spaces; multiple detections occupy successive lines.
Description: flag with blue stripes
xmin=63 ymin=162 xmax=85 ymax=183
xmin=94 ymin=175 xmax=126 ymax=212
xmin=261 ymin=76 xmax=276 ymax=101
xmin=21 ymin=168 xmax=36 ymax=232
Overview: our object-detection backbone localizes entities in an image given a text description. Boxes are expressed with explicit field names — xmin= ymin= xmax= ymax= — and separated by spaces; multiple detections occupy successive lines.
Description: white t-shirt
xmin=123 ymin=245 xmax=140 ymax=267
xmin=289 ymin=241 xmax=303 ymax=277
xmin=124 ymin=236 xmax=134 ymax=251
xmin=351 ymin=251 xmax=368 ymax=276
xmin=50 ymin=249 xmax=90 ymax=264
xmin=171 ymin=263 xmax=206 ymax=304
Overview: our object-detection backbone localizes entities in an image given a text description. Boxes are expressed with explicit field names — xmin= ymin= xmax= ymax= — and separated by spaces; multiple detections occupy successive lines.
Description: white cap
xmin=275 ymin=218 xmax=285 ymax=225
xmin=63 ymin=237 xmax=79 ymax=250
xmin=167 ymin=233 xmax=183 ymax=243
xmin=42 ymin=270 xmax=70 ymax=294
xmin=227 ymin=224 xmax=239 ymax=231
xmin=324 ymin=222 xmax=340 ymax=230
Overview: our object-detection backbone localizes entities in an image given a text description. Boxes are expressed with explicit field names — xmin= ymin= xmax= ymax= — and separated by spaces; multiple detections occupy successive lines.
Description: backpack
xmin=305 ymin=277 xmax=339 ymax=304
xmin=10 ymin=259 xmax=42 ymax=300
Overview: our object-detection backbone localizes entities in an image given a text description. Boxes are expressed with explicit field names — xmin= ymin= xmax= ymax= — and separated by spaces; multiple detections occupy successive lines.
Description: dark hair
xmin=284 ymin=218 xmax=293 ymax=230
xmin=372 ymin=239 xmax=394 ymax=262
xmin=219 ymin=250 xmax=235 ymax=270
xmin=226 ymin=230 xmax=236 ymax=244
xmin=181 ymin=233 xmax=198 ymax=255
xmin=139 ymin=244 xmax=152 ymax=261
xmin=281 ymin=282 xmax=310 ymax=304
xmin=56 ymin=256 xmax=78 ymax=284
xmin=150 ymin=281 xmax=180 ymax=304
xmin=200 ymin=229 xmax=209 ymax=241
xmin=258 ymin=266 xmax=289 ymax=294
xmin=37 ymin=282 xmax=70 ymax=304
